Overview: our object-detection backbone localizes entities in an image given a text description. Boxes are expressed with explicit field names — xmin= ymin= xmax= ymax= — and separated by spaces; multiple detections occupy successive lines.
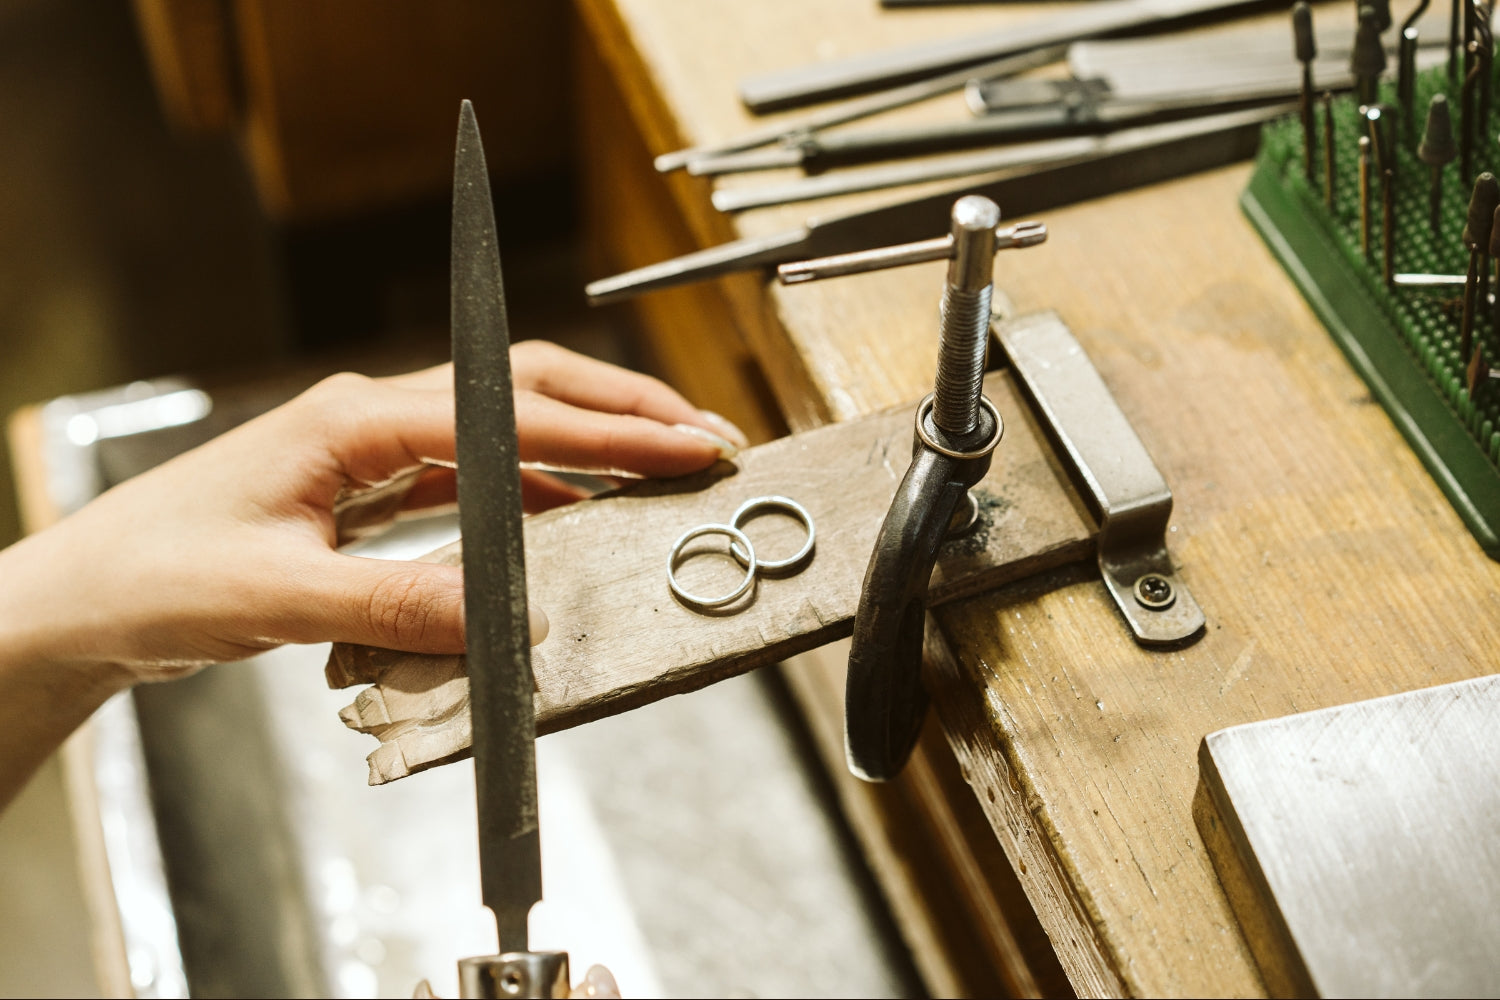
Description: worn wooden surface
xmin=575 ymin=1 xmax=1500 ymax=996
xmin=328 ymin=373 xmax=1096 ymax=783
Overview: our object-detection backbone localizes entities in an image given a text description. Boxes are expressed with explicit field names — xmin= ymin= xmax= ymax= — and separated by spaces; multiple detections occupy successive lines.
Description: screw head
xmin=1134 ymin=573 xmax=1176 ymax=610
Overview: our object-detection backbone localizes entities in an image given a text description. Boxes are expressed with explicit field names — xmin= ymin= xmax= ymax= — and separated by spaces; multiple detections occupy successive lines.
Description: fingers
xmin=291 ymin=373 xmax=458 ymax=490
xmin=527 ymin=601 xmax=549 ymax=645
xmin=297 ymin=348 xmax=750 ymax=513
xmin=570 ymin=966 xmax=620 ymax=999
xmin=516 ymin=390 xmax=735 ymax=478
xmin=512 ymin=341 xmax=748 ymax=446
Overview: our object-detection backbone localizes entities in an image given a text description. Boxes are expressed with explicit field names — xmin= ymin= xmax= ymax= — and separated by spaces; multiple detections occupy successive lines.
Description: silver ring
xmin=728 ymin=495 xmax=816 ymax=572
xmin=667 ymin=522 xmax=758 ymax=608
xmin=914 ymin=393 xmax=1003 ymax=460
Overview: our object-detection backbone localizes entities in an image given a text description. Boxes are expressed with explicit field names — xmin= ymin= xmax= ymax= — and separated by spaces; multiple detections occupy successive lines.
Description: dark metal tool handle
xmin=846 ymin=438 xmax=993 ymax=781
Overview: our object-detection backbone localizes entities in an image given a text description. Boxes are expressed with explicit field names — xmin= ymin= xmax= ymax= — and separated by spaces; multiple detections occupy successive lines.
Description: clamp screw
xmin=1134 ymin=573 xmax=1175 ymax=610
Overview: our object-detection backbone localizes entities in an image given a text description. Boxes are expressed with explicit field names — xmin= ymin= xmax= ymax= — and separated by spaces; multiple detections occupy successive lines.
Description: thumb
xmin=317 ymin=555 xmax=467 ymax=653
xmin=311 ymin=555 xmax=551 ymax=652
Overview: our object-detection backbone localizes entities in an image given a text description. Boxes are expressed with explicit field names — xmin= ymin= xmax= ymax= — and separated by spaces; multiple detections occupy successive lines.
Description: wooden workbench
xmin=572 ymin=2 xmax=1500 ymax=996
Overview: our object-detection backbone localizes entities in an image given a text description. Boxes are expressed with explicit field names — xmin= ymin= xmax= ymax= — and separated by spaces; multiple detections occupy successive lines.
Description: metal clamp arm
xmin=846 ymin=401 xmax=1000 ymax=781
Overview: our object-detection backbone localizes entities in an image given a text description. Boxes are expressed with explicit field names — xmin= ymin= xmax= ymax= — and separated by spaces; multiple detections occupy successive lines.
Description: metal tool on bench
xmin=777 ymin=194 xmax=1207 ymax=779
xmin=710 ymin=105 xmax=1291 ymax=213
xmin=994 ymin=311 xmax=1206 ymax=648
xmin=450 ymin=100 xmax=570 ymax=999
xmin=689 ymin=86 xmax=1294 ymax=178
xmin=655 ymin=46 xmax=1065 ymax=174
xmin=737 ymin=0 xmax=1273 ymax=112
xmin=585 ymin=106 xmax=1273 ymax=306
xmin=777 ymin=195 xmax=1040 ymax=781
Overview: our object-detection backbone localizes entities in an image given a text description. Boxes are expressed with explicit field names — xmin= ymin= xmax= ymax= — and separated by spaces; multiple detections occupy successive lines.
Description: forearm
xmin=0 ymin=531 xmax=133 ymax=811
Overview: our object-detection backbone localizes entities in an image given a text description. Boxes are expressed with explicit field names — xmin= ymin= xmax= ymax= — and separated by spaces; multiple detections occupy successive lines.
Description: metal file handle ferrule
xmin=459 ymin=953 xmax=571 ymax=999
xmin=778 ymin=195 xmax=1044 ymax=781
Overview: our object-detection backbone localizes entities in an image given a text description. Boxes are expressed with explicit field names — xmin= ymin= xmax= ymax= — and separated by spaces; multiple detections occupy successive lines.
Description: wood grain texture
xmin=576 ymin=2 xmax=1500 ymax=995
xmin=327 ymin=372 xmax=1095 ymax=783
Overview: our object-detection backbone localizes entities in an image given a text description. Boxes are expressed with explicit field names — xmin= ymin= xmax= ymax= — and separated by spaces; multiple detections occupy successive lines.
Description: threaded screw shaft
xmin=932 ymin=196 xmax=999 ymax=437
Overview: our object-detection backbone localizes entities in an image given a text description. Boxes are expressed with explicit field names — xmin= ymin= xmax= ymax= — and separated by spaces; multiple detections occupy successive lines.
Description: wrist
xmin=0 ymin=531 xmax=134 ymax=811
xmin=0 ymin=529 xmax=134 ymax=697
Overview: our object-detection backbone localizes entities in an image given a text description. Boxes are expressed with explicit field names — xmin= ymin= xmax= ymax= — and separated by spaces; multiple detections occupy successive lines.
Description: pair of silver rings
xmin=667 ymin=495 xmax=816 ymax=609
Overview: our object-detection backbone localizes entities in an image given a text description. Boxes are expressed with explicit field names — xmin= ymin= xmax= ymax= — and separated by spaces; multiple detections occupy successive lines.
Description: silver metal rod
xmin=934 ymin=197 xmax=999 ymax=436
xmin=1359 ymin=135 xmax=1372 ymax=259
xmin=695 ymin=86 xmax=1300 ymax=178
xmin=713 ymin=105 xmax=1293 ymax=213
xmin=656 ymin=46 xmax=1064 ymax=174
xmin=777 ymin=221 xmax=1046 ymax=284
xmin=779 ymin=235 xmax=954 ymax=284
xmin=1383 ymin=168 xmax=1396 ymax=287
xmin=586 ymin=106 xmax=1269 ymax=305
xmin=738 ymin=0 xmax=1271 ymax=112
xmin=1393 ymin=272 xmax=1467 ymax=286
xmin=586 ymin=228 xmax=810 ymax=304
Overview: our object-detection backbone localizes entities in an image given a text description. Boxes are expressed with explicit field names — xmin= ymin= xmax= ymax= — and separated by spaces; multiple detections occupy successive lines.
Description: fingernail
xmin=699 ymin=409 xmax=749 ymax=448
xmin=582 ymin=965 xmax=620 ymax=998
xmin=527 ymin=602 xmax=549 ymax=645
xmin=672 ymin=422 xmax=738 ymax=460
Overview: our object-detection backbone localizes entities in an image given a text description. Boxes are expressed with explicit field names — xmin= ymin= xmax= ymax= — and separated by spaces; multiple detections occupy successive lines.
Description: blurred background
xmin=0 ymin=2 xmax=925 ymax=997
xmin=0 ymin=0 xmax=589 ymax=548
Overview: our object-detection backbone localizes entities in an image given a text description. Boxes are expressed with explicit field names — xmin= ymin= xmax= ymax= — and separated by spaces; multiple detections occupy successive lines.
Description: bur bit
xmin=1467 ymin=343 xmax=1500 ymax=392
xmin=1474 ymin=3 xmax=1492 ymax=135
xmin=1488 ymin=202 xmax=1500 ymax=325
xmin=1294 ymin=2 xmax=1318 ymax=184
xmin=1364 ymin=103 xmax=1397 ymax=180
xmin=1460 ymin=172 xmax=1498 ymax=361
xmin=1399 ymin=0 xmax=1431 ymax=131
xmin=1324 ymin=92 xmax=1337 ymax=209
xmin=1450 ymin=0 xmax=1462 ymax=81
xmin=1419 ymin=94 xmax=1458 ymax=235
xmin=1383 ymin=167 xmax=1396 ymax=287
xmin=1360 ymin=135 xmax=1373 ymax=258
xmin=1352 ymin=6 xmax=1388 ymax=106
xmin=1461 ymin=40 xmax=1482 ymax=180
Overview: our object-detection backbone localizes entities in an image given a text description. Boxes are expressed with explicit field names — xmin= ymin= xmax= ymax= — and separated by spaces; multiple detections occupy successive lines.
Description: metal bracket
xmin=994 ymin=310 xmax=1205 ymax=646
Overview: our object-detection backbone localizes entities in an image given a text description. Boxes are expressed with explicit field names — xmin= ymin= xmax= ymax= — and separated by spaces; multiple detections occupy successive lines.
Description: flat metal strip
xmin=995 ymin=310 xmax=1204 ymax=645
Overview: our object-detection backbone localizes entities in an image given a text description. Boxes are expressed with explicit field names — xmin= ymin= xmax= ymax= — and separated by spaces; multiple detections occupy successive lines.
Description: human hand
xmin=1 ymin=342 xmax=744 ymax=679
xmin=0 ymin=343 xmax=742 ymax=806
xmin=382 ymin=339 xmax=747 ymax=516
